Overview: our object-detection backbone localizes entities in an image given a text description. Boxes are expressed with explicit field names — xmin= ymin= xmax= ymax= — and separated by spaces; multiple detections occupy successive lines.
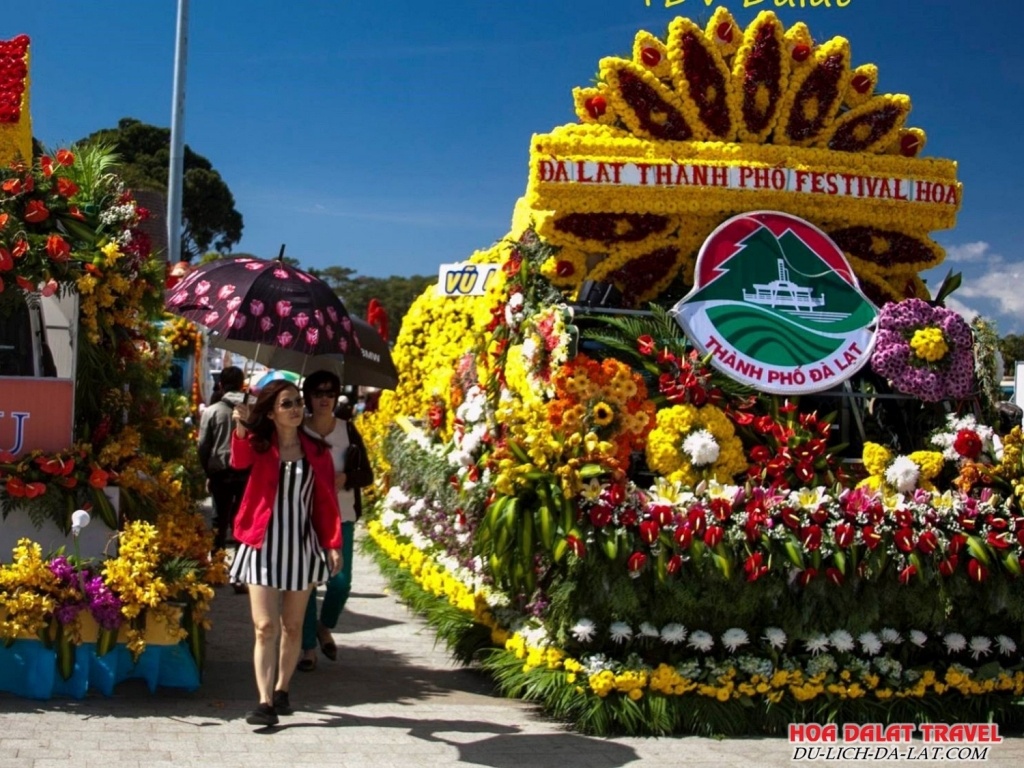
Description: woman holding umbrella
xmin=229 ymin=379 xmax=342 ymax=727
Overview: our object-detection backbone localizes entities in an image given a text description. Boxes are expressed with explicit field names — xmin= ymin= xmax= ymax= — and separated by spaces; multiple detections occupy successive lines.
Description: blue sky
xmin=6 ymin=0 xmax=1024 ymax=333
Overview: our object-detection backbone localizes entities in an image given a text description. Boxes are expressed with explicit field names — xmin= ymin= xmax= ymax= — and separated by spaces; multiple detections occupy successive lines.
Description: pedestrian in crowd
xmin=298 ymin=371 xmax=374 ymax=671
xmin=228 ymin=379 xmax=343 ymax=726
xmin=197 ymin=366 xmax=249 ymax=567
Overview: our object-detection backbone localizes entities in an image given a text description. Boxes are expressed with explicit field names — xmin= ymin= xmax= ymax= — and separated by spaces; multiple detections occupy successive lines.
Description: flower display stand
xmin=0 ymin=607 xmax=199 ymax=701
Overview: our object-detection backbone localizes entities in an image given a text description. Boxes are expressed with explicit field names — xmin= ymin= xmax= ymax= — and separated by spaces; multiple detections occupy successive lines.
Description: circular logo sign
xmin=671 ymin=211 xmax=878 ymax=395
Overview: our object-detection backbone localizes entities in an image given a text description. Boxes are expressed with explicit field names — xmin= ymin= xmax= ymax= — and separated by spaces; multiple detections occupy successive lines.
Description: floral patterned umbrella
xmin=212 ymin=315 xmax=398 ymax=390
xmin=165 ymin=255 xmax=360 ymax=362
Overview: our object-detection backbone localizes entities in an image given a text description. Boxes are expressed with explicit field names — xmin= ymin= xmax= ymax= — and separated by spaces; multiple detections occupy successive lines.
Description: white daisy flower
xmin=885 ymin=455 xmax=920 ymax=493
xmin=609 ymin=621 xmax=633 ymax=644
xmin=763 ymin=627 xmax=787 ymax=650
xmin=829 ymin=630 xmax=855 ymax=653
xmin=805 ymin=634 xmax=830 ymax=656
xmin=996 ymin=635 xmax=1018 ymax=656
xmin=661 ymin=623 xmax=687 ymax=645
xmin=943 ymin=633 xmax=967 ymax=653
xmin=682 ymin=429 xmax=720 ymax=467
xmin=639 ymin=622 xmax=660 ymax=639
xmin=687 ymin=630 xmax=714 ymax=652
xmin=909 ymin=630 xmax=928 ymax=647
xmin=570 ymin=618 xmax=597 ymax=644
xmin=969 ymin=636 xmax=992 ymax=660
xmin=721 ymin=628 xmax=749 ymax=653
xmin=858 ymin=632 xmax=883 ymax=656
xmin=880 ymin=628 xmax=902 ymax=644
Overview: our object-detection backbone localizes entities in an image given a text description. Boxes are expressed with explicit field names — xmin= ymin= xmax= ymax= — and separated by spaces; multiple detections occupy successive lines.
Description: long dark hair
xmin=242 ymin=380 xmax=301 ymax=453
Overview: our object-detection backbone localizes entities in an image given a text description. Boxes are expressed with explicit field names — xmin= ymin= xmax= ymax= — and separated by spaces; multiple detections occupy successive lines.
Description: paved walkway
xmin=1 ymin=525 xmax=1022 ymax=767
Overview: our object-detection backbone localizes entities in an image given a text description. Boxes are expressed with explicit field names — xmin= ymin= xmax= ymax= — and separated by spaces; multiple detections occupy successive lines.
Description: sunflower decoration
xmin=645 ymin=402 xmax=746 ymax=487
xmin=547 ymin=354 xmax=655 ymax=469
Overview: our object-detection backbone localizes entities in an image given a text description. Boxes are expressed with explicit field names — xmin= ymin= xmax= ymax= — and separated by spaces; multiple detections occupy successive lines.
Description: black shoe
xmin=245 ymin=703 xmax=279 ymax=726
xmin=272 ymin=690 xmax=292 ymax=715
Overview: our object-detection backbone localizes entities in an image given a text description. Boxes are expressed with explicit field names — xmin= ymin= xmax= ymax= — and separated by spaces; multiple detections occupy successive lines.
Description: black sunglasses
xmin=277 ymin=398 xmax=304 ymax=411
xmin=312 ymin=389 xmax=339 ymax=398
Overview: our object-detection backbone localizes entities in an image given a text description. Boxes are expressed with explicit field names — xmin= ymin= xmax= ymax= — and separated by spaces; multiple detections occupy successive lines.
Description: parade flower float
xmin=0 ymin=35 xmax=224 ymax=700
xmin=357 ymin=9 xmax=1024 ymax=735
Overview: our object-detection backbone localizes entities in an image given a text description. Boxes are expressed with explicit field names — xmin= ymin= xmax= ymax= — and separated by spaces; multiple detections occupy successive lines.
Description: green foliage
xmin=79 ymin=118 xmax=243 ymax=258
xmin=311 ymin=264 xmax=434 ymax=338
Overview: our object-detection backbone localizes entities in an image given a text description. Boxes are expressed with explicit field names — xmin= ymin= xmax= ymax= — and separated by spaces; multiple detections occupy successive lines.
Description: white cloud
xmin=957 ymin=267 xmax=1024 ymax=315
xmin=945 ymin=241 xmax=996 ymax=263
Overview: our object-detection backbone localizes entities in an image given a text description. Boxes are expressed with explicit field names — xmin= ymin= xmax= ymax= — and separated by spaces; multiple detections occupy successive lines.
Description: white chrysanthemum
xmin=909 ymin=630 xmax=928 ymax=648
xmin=661 ymin=623 xmax=687 ymax=645
xmin=805 ymin=634 xmax=830 ymax=656
xmin=763 ymin=627 xmax=787 ymax=650
xmin=609 ymin=621 xmax=633 ymax=644
xmin=943 ymin=633 xmax=967 ymax=653
xmin=829 ymin=630 xmax=855 ymax=653
xmin=880 ymin=628 xmax=902 ymax=644
xmin=639 ymin=622 xmax=660 ymax=639
xmin=722 ymin=628 xmax=749 ymax=653
xmin=687 ymin=630 xmax=714 ymax=652
xmin=682 ymin=429 xmax=720 ymax=467
xmin=570 ymin=618 xmax=597 ymax=643
xmin=969 ymin=636 xmax=992 ymax=660
xmin=885 ymin=455 xmax=920 ymax=493
xmin=996 ymin=635 xmax=1018 ymax=656
xmin=384 ymin=486 xmax=411 ymax=507
xmin=858 ymin=632 xmax=883 ymax=656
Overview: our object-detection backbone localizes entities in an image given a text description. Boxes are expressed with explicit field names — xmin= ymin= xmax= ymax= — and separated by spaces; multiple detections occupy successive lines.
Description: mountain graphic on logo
xmin=673 ymin=212 xmax=878 ymax=385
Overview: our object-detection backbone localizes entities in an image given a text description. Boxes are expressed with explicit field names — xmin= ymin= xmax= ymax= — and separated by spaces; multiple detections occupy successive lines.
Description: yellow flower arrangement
xmin=646 ymin=403 xmax=746 ymax=486
xmin=858 ymin=442 xmax=944 ymax=494
xmin=910 ymin=326 xmax=949 ymax=363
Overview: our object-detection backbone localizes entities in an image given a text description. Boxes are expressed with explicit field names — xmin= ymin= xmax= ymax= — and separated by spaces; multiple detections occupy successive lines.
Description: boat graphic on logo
xmin=671 ymin=211 xmax=878 ymax=395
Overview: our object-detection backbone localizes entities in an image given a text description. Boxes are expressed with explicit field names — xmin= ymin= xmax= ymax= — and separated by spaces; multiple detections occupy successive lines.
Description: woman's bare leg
xmin=276 ymin=586 xmax=314 ymax=692
xmin=248 ymin=585 xmax=281 ymax=705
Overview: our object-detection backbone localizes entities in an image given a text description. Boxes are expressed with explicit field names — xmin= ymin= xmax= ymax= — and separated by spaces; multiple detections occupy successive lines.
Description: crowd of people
xmin=197 ymin=367 xmax=373 ymax=727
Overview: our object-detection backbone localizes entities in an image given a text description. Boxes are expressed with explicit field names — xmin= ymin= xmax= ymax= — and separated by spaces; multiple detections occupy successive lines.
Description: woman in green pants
xmin=298 ymin=372 xmax=372 ymax=670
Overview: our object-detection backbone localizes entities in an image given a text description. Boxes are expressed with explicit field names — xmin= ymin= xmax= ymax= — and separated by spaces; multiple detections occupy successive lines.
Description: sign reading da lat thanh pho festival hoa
xmin=672 ymin=211 xmax=878 ymax=396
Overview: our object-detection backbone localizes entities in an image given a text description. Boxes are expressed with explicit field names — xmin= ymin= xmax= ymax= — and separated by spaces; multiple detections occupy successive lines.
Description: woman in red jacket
xmin=228 ymin=379 xmax=342 ymax=727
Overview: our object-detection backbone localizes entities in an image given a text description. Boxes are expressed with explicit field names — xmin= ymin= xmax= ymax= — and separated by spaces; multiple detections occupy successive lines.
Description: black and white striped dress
xmin=229 ymin=458 xmax=331 ymax=590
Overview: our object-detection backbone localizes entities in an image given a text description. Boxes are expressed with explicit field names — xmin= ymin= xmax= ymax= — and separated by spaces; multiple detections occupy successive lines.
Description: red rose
xmin=953 ymin=429 xmax=983 ymax=460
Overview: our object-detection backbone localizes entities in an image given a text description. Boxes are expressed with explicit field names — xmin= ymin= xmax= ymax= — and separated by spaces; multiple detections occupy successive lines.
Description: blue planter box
xmin=0 ymin=638 xmax=200 ymax=700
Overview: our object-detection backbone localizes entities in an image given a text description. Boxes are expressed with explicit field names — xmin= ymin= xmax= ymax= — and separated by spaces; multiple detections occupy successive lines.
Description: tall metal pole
xmin=167 ymin=0 xmax=190 ymax=263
